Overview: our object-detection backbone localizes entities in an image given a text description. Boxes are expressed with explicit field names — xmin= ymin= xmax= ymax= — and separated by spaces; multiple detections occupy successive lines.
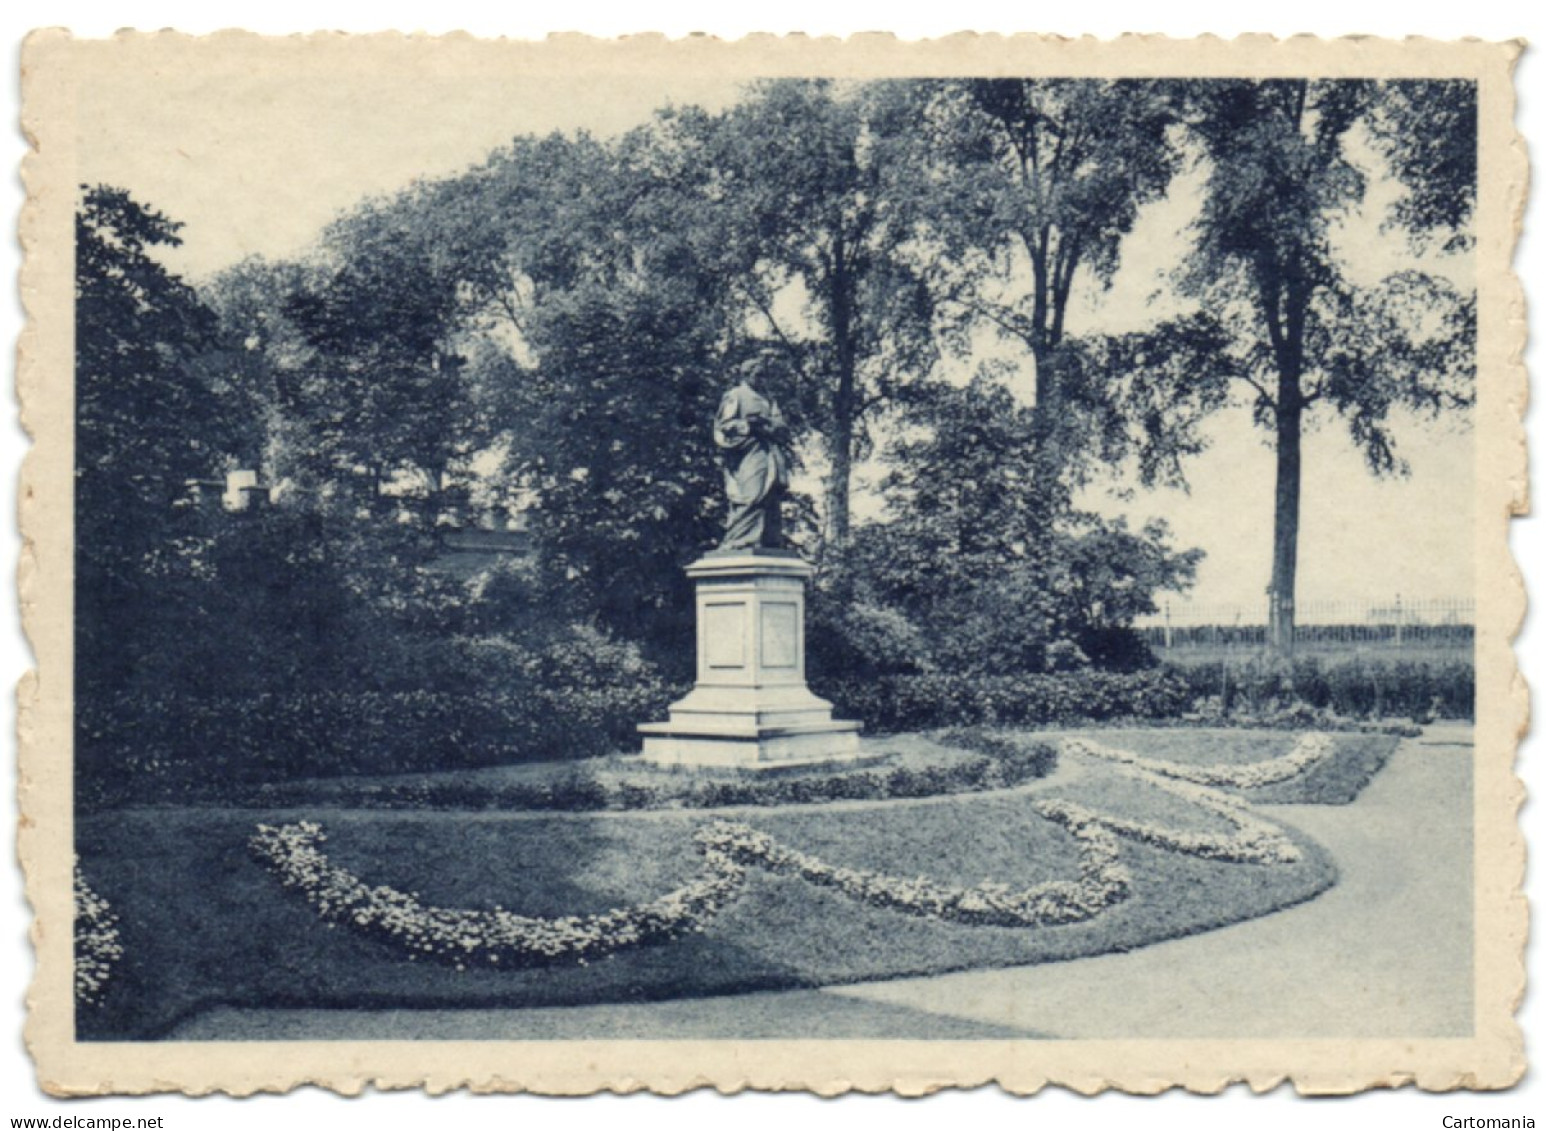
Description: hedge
xmin=814 ymin=658 xmax=1472 ymax=734
xmin=76 ymin=682 xmax=675 ymax=806
xmin=249 ymin=729 xmax=1058 ymax=813
xmin=77 ymin=656 xmax=1470 ymax=809
xmin=1171 ymin=657 xmax=1474 ymax=722
xmin=815 ymin=669 xmax=1194 ymax=733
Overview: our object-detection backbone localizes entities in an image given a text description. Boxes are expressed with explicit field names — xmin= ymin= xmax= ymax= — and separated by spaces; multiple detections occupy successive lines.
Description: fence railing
xmin=1136 ymin=596 xmax=1475 ymax=659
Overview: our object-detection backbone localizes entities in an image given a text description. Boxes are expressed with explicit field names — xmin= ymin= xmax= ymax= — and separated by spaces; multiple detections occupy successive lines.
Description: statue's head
xmin=736 ymin=348 xmax=783 ymax=387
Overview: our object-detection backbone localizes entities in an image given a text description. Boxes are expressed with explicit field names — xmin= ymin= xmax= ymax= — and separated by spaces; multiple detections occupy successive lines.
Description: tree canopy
xmin=83 ymin=77 xmax=1477 ymax=687
xmin=75 ymin=185 xmax=220 ymax=693
xmin=1175 ymin=79 xmax=1476 ymax=650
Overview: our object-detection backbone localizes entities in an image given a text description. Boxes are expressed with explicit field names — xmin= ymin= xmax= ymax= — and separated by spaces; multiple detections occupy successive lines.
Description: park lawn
xmin=246 ymin=734 xmax=997 ymax=810
xmin=76 ymin=760 xmax=1333 ymax=1041
xmin=223 ymin=727 xmax=1391 ymax=812
xmin=1035 ymin=727 xmax=1403 ymax=804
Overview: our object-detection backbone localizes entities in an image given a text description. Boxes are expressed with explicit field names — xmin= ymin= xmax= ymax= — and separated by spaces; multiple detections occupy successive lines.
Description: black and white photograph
xmin=7 ymin=21 xmax=1533 ymax=1106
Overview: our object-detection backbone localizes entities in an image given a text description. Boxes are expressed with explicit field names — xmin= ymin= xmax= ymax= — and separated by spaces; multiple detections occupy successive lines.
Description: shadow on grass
xmin=75 ymin=809 xmax=798 ymax=1040
xmin=76 ymin=772 xmax=1336 ymax=1041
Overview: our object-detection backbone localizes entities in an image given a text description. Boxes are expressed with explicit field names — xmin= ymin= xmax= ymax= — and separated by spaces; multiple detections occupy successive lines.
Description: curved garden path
xmin=172 ymin=727 xmax=1472 ymax=1040
xmin=828 ymin=725 xmax=1475 ymax=1039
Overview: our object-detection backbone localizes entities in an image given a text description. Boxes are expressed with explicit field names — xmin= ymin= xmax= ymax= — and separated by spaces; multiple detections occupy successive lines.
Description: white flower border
xmin=1070 ymin=765 xmax=1304 ymax=865
xmin=698 ymin=812 xmax=1131 ymax=928
xmin=1063 ymin=732 xmax=1336 ymax=790
xmin=251 ymin=733 xmax=1341 ymax=965
xmin=250 ymin=821 xmax=746 ymax=969
xmin=74 ymin=861 xmax=123 ymax=1006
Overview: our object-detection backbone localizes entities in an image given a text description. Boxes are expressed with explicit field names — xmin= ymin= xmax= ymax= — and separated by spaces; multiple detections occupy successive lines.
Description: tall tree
xmin=461 ymin=125 xmax=745 ymax=657
xmin=281 ymin=188 xmax=497 ymax=498
xmin=921 ymin=79 xmax=1198 ymax=482
xmin=75 ymin=185 xmax=218 ymax=693
xmin=1178 ymin=79 xmax=1476 ymax=652
xmin=706 ymin=80 xmax=939 ymax=547
xmin=847 ymin=374 xmax=1200 ymax=673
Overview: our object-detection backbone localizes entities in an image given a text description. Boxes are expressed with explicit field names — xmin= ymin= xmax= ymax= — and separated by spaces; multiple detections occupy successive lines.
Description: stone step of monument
xmin=637 ymin=718 xmax=862 ymax=740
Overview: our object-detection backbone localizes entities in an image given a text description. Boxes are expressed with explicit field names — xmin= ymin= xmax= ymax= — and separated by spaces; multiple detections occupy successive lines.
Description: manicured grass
xmin=76 ymin=757 xmax=1334 ymax=1040
xmin=225 ymin=732 xmax=1056 ymax=812
xmin=1035 ymin=728 xmax=1402 ymax=804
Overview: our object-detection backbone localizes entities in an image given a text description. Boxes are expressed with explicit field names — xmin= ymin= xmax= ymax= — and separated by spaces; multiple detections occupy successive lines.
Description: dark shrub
xmin=815 ymin=669 xmax=1193 ymax=733
xmin=806 ymin=595 xmax=935 ymax=682
xmin=1167 ymin=656 xmax=1473 ymax=722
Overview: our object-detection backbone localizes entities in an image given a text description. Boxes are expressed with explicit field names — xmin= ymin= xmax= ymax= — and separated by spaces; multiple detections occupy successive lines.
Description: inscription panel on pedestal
xmin=703 ymin=601 xmax=747 ymax=669
xmin=760 ymin=601 xmax=799 ymax=669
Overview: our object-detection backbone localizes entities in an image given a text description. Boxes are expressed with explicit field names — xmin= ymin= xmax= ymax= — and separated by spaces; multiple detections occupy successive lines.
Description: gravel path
xmin=830 ymin=731 xmax=1474 ymax=1038
xmin=170 ymin=729 xmax=1472 ymax=1041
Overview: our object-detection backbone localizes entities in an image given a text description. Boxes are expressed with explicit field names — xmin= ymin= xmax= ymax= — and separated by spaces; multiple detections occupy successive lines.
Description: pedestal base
xmin=636 ymin=551 xmax=864 ymax=770
xmin=637 ymin=719 xmax=863 ymax=770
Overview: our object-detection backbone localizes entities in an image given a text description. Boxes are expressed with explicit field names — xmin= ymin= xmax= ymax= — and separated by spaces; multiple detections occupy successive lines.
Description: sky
xmin=72 ymin=56 xmax=1476 ymax=612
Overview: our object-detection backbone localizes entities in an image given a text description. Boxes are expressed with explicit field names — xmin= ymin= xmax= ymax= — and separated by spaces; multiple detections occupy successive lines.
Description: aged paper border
xmin=17 ymin=29 xmax=1528 ymax=1096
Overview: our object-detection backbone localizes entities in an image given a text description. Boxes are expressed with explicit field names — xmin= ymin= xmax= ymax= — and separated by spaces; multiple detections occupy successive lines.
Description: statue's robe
xmin=714 ymin=382 xmax=790 ymax=551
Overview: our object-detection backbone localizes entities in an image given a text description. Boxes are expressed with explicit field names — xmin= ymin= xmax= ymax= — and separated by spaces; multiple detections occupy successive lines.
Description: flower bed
xmin=1063 ymin=732 xmax=1337 ymax=790
xmin=74 ymin=862 xmax=122 ymax=1006
xmin=1063 ymin=771 xmax=1303 ymax=865
xmin=249 ymin=821 xmax=746 ymax=969
xmin=699 ymin=811 xmax=1131 ymax=928
xmin=249 ymin=734 xmax=1344 ymax=967
xmin=83 ymin=736 xmax=1346 ymax=1039
xmin=249 ymin=811 xmax=1138 ymax=964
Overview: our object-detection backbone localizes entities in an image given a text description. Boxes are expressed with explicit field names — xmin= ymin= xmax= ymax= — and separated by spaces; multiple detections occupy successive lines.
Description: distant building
xmin=182 ymin=464 xmax=536 ymax=577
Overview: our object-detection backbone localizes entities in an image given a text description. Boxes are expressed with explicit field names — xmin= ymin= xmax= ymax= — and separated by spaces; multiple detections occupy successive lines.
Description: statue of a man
xmin=715 ymin=356 xmax=791 ymax=551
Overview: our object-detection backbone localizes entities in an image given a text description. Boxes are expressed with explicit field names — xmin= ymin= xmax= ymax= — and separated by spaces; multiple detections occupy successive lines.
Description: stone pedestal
xmin=638 ymin=550 xmax=862 ymax=769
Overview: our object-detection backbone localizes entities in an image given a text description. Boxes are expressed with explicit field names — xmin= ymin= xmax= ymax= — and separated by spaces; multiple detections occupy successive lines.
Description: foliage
xmin=700 ymin=80 xmax=941 ymax=543
xmin=919 ymin=79 xmax=1222 ymax=486
xmin=506 ymin=282 xmax=726 ymax=658
xmin=196 ymin=255 xmax=319 ymax=474
xmin=816 ymin=669 xmax=1195 ymax=733
xmin=1173 ymin=655 xmax=1474 ymax=722
xmin=75 ymin=259 xmax=690 ymax=801
xmin=1365 ymin=80 xmax=1478 ymax=251
xmin=76 ymin=681 xmax=675 ymax=810
xmin=443 ymin=127 xmax=746 ymax=661
xmin=805 ymin=593 xmax=936 ymax=680
xmin=279 ymin=188 xmax=504 ymax=493
xmin=1174 ymin=80 xmax=1476 ymax=645
xmin=819 ymin=375 xmax=1200 ymax=675
xmin=75 ymin=186 xmax=220 ymax=697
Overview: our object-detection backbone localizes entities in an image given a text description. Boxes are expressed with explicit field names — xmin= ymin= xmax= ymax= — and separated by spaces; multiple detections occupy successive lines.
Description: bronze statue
xmin=715 ymin=356 xmax=791 ymax=551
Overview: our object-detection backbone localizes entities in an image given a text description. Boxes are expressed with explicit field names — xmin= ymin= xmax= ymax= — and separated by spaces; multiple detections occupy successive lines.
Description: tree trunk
xmin=1029 ymin=342 xmax=1064 ymax=495
xmin=827 ymin=371 xmax=854 ymax=547
xmin=1268 ymin=377 xmax=1303 ymax=656
xmin=826 ymin=241 xmax=857 ymax=548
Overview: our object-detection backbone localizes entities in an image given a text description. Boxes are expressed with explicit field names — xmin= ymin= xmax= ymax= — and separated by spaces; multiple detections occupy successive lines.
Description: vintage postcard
xmin=17 ymin=31 xmax=1527 ymax=1095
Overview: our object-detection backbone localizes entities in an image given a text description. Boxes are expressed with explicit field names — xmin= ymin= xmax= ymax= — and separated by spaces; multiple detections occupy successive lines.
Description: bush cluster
xmin=679 ymin=736 xmax=1058 ymax=810
xmin=1172 ymin=656 xmax=1474 ymax=722
xmin=248 ymin=733 xmax=1059 ymax=813
xmin=77 ymin=680 xmax=675 ymax=808
xmin=816 ymin=669 xmax=1194 ymax=733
